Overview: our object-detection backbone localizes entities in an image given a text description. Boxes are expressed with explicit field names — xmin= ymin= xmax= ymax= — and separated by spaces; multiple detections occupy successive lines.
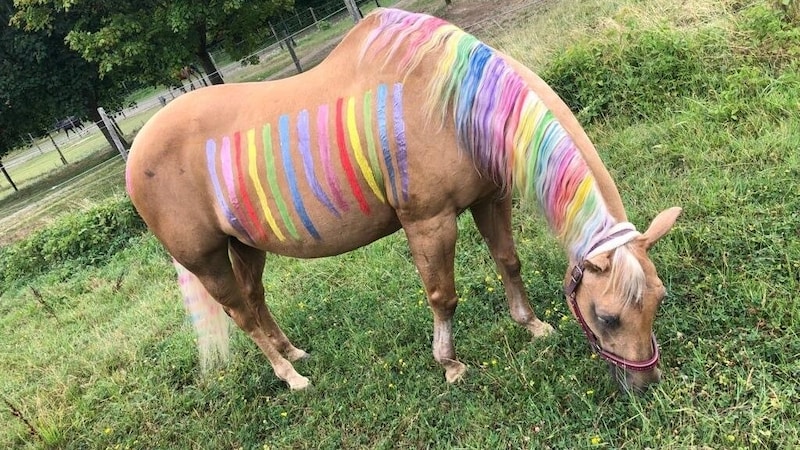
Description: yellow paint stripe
xmin=563 ymin=175 xmax=594 ymax=236
xmin=247 ymin=128 xmax=285 ymax=241
xmin=346 ymin=97 xmax=385 ymax=202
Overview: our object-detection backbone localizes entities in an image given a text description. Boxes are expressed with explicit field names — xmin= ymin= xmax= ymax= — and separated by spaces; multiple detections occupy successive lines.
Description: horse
xmin=126 ymin=8 xmax=681 ymax=394
xmin=54 ymin=116 xmax=85 ymax=138
xmin=175 ymin=64 xmax=208 ymax=92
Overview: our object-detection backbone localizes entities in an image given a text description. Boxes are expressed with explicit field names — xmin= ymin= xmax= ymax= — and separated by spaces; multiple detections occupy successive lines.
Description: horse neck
xmin=357 ymin=9 xmax=628 ymax=260
xmin=502 ymin=56 xmax=628 ymax=222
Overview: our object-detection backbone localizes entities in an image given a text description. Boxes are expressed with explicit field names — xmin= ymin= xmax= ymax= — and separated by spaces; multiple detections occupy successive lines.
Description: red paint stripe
xmin=335 ymin=98 xmax=370 ymax=214
xmin=233 ymin=131 xmax=268 ymax=242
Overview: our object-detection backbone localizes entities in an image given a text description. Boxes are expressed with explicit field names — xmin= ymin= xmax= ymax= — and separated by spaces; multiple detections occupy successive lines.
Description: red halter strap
xmin=564 ymin=226 xmax=660 ymax=372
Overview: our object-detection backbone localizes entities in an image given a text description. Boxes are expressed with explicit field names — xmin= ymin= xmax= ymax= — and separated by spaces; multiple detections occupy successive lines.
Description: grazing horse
xmin=127 ymin=8 xmax=681 ymax=393
xmin=176 ymin=64 xmax=207 ymax=92
xmin=54 ymin=116 xmax=85 ymax=138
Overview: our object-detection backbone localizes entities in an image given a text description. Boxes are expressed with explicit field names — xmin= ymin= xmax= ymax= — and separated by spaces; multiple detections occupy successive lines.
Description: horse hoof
xmin=443 ymin=359 xmax=467 ymax=383
xmin=529 ymin=320 xmax=555 ymax=338
xmin=288 ymin=375 xmax=311 ymax=391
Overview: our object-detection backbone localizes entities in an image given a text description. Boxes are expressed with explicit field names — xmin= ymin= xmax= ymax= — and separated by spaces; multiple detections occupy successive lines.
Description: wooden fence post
xmin=98 ymin=107 xmax=129 ymax=160
xmin=29 ymin=133 xmax=44 ymax=155
xmin=46 ymin=132 xmax=68 ymax=166
xmin=344 ymin=0 xmax=362 ymax=23
xmin=0 ymin=160 xmax=18 ymax=192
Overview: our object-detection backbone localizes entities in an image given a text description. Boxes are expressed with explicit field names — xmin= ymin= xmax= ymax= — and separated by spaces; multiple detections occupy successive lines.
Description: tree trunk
xmin=197 ymin=50 xmax=224 ymax=85
xmin=195 ymin=22 xmax=224 ymax=85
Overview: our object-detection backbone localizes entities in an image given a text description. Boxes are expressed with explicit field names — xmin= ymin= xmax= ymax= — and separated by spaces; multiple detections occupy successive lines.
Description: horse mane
xmin=361 ymin=9 xmax=645 ymax=304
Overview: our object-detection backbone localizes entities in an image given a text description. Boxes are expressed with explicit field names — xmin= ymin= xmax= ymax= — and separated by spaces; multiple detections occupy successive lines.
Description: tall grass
xmin=1 ymin=0 xmax=798 ymax=448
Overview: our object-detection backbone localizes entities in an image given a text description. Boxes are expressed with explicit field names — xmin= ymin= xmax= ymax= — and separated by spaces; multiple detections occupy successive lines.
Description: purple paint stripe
xmin=377 ymin=84 xmax=399 ymax=205
xmin=205 ymin=139 xmax=250 ymax=239
xmin=298 ymin=110 xmax=339 ymax=217
xmin=392 ymin=83 xmax=409 ymax=201
xmin=317 ymin=104 xmax=349 ymax=211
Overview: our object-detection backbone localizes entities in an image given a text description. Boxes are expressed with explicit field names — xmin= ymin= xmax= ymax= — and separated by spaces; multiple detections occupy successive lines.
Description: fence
xmin=0 ymin=0 xmax=550 ymax=201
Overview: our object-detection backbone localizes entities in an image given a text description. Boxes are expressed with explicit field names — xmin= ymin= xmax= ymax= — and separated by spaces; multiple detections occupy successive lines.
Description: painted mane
xmin=362 ymin=9 xmax=644 ymax=301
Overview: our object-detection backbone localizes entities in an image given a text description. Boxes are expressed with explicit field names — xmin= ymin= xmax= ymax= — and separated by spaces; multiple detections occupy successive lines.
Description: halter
xmin=564 ymin=222 xmax=660 ymax=372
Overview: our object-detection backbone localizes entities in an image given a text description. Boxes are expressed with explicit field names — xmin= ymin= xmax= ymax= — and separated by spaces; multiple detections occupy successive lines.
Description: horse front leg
xmin=403 ymin=214 xmax=467 ymax=383
xmin=471 ymin=197 xmax=555 ymax=338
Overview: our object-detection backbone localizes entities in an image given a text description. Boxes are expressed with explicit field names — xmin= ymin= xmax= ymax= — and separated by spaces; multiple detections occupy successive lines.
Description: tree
xmin=13 ymin=0 xmax=293 ymax=87
xmin=0 ymin=0 xmax=97 ymax=160
xmin=2 ymin=0 xmax=133 ymax=164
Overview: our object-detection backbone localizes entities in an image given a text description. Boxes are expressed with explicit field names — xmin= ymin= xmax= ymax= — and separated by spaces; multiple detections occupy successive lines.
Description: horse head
xmin=566 ymin=207 xmax=681 ymax=394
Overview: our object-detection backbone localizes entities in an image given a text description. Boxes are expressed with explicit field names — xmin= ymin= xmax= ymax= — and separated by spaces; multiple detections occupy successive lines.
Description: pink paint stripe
xmin=317 ymin=104 xmax=349 ymax=211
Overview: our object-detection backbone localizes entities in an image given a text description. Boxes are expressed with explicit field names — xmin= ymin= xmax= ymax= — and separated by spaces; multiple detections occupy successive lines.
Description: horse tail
xmin=173 ymin=260 xmax=231 ymax=371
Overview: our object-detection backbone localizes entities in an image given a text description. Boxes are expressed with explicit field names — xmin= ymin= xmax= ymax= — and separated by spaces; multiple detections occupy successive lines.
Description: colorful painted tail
xmin=174 ymin=261 xmax=230 ymax=370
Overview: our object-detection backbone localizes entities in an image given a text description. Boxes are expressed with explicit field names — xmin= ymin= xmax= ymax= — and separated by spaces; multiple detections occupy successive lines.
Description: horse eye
xmin=597 ymin=314 xmax=620 ymax=328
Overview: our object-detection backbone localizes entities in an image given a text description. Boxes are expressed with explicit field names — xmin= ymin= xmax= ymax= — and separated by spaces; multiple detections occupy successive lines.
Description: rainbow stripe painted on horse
xmin=205 ymin=83 xmax=409 ymax=244
xmin=363 ymin=10 xmax=616 ymax=261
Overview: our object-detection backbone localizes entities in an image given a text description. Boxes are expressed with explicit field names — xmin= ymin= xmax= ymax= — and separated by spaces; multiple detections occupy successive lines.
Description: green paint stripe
xmin=263 ymin=124 xmax=300 ymax=240
xmin=363 ymin=91 xmax=383 ymax=187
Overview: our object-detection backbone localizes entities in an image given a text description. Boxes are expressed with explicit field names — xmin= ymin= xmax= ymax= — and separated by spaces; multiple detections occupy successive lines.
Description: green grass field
xmin=1 ymin=0 xmax=798 ymax=448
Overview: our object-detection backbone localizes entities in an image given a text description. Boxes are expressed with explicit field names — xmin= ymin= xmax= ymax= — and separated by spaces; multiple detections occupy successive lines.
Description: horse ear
xmin=641 ymin=207 xmax=682 ymax=250
xmin=584 ymin=252 xmax=611 ymax=274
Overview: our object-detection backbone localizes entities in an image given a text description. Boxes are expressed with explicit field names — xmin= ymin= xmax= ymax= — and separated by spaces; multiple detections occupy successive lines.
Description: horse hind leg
xmin=182 ymin=239 xmax=310 ymax=390
xmin=227 ymin=239 xmax=309 ymax=363
xmin=470 ymin=197 xmax=554 ymax=337
xmin=403 ymin=214 xmax=467 ymax=383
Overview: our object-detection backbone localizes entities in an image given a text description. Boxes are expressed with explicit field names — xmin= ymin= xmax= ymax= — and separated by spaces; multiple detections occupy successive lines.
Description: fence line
xmin=1 ymin=0 xmax=548 ymax=198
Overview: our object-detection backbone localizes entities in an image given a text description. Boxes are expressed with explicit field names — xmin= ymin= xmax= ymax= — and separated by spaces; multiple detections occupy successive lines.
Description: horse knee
xmin=499 ymin=255 xmax=522 ymax=278
xmin=427 ymin=290 xmax=457 ymax=315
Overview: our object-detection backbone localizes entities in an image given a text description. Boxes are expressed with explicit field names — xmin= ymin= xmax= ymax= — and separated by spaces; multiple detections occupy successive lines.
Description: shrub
xmin=0 ymin=196 xmax=146 ymax=290
xmin=542 ymin=2 xmax=800 ymax=125
xmin=542 ymin=22 xmax=726 ymax=123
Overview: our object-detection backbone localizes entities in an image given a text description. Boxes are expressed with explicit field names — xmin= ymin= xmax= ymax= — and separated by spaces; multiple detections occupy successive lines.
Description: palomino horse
xmin=127 ymin=8 xmax=681 ymax=393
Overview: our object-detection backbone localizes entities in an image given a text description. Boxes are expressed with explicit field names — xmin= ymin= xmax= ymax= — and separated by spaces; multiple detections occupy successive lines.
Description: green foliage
xmin=0 ymin=196 xmax=146 ymax=291
xmin=542 ymin=23 xmax=725 ymax=122
xmin=542 ymin=2 xmax=800 ymax=124
xmin=1 ymin=1 xmax=799 ymax=448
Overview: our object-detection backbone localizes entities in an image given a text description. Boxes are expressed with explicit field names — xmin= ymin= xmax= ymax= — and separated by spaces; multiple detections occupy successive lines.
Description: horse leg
xmin=187 ymin=239 xmax=310 ymax=390
xmin=470 ymin=197 xmax=555 ymax=337
xmin=403 ymin=214 xmax=467 ymax=382
xmin=227 ymin=238 xmax=309 ymax=362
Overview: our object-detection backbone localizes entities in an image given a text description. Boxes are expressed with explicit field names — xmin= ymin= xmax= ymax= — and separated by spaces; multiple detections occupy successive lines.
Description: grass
xmin=1 ymin=0 xmax=799 ymax=448
xmin=0 ymin=108 xmax=158 ymax=203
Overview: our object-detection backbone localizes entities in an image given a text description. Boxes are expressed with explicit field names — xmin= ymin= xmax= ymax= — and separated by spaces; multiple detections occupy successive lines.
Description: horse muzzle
xmin=609 ymin=364 xmax=662 ymax=394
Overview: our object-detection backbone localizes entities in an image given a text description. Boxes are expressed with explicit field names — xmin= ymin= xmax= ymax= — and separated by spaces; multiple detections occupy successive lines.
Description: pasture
xmin=1 ymin=0 xmax=798 ymax=448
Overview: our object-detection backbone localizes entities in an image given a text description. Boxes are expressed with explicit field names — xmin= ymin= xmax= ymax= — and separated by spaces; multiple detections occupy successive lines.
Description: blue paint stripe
xmin=298 ymin=110 xmax=340 ymax=217
xmin=377 ymin=84 xmax=399 ymax=204
xmin=279 ymin=115 xmax=321 ymax=240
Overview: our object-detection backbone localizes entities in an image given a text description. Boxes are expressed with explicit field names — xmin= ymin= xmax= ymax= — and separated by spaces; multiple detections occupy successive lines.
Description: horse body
xmin=127 ymin=9 xmax=680 ymax=393
xmin=54 ymin=116 xmax=85 ymax=137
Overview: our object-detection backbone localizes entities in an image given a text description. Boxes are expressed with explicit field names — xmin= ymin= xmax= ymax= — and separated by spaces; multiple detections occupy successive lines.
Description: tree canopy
xmin=2 ymin=0 xmax=292 ymax=159
xmin=13 ymin=0 xmax=293 ymax=86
